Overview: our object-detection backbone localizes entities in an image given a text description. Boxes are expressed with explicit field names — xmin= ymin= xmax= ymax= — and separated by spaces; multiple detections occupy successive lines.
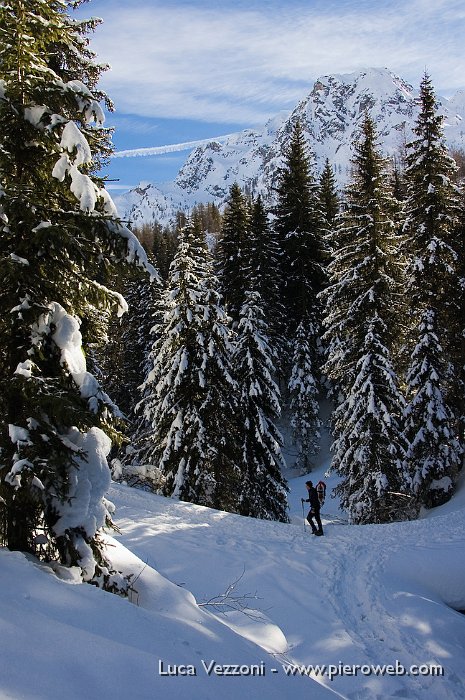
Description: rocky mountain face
xmin=114 ymin=68 xmax=465 ymax=227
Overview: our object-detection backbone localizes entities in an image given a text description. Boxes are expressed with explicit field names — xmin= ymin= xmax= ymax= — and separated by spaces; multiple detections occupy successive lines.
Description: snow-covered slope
xmin=2 ymin=466 xmax=465 ymax=700
xmin=114 ymin=68 xmax=465 ymax=227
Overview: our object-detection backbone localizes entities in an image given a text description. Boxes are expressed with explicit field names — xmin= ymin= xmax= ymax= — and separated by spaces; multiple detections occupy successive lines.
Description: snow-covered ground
xmin=2 ymin=461 xmax=465 ymax=699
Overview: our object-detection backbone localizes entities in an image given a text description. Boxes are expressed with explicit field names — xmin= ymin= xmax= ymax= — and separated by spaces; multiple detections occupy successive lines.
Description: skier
xmin=302 ymin=480 xmax=324 ymax=536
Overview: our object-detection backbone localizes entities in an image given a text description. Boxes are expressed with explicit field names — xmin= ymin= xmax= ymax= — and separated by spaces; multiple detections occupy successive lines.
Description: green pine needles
xmin=0 ymin=0 xmax=156 ymax=586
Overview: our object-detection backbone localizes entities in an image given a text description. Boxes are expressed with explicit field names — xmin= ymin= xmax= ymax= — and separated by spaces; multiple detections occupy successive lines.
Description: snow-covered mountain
xmin=114 ymin=68 xmax=465 ymax=227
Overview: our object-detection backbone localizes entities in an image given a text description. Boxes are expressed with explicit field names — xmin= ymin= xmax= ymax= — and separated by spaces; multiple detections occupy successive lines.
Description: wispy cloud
xmin=105 ymin=183 xmax=137 ymax=191
xmin=87 ymin=0 xmax=465 ymax=125
xmin=114 ymin=134 xmax=235 ymax=158
xmin=109 ymin=115 xmax=161 ymax=135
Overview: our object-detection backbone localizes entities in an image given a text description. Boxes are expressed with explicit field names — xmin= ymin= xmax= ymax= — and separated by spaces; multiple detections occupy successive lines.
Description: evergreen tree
xmin=318 ymin=159 xmax=340 ymax=380
xmin=321 ymin=114 xmax=406 ymax=524
xmin=134 ymin=222 xmax=178 ymax=280
xmin=288 ymin=319 xmax=321 ymax=472
xmin=402 ymin=75 xmax=463 ymax=510
xmin=331 ymin=315 xmax=407 ymax=523
xmin=403 ymin=310 xmax=460 ymax=510
xmin=233 ymin=291 xmax=289 ymax=522
xmin=192 ymin=201 xmax=222 ymax=239
xmin=273 ymin=121 xmax=326 ymax=336
xmin=95 ymin=265 xmax=163 ymax=422
xmin=116 ymin=276 xmax=167 ymax=490
xmin=391 ymin=124 xmax=409 ymax=204
xmin=319 ymin=158 xmax=339 ymax=229
xmin=216 ymin=183 xmax=250 ymax=326
xmin=135 ymin=216 xmax=242 ymax=511
xmin=0 ymin=1 xmax=155 ymax=584
xmin=454 ymin=195 xmax=465 ymax=452
xmin=248 ymin=195 xmax=283 ymax=352
xmin=391 ymin=155 xmax=408 ymax=204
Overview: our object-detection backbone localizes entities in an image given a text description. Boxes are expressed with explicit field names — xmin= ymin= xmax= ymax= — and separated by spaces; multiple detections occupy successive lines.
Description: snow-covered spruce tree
xmin=216 ymin=182 xmax=250 ymax=327
xmin=273 ymin=121 xmax=327 ymax=340
xmin=137 ymin=221 xmax=178 ymax=281
xmin=401 ymin=75 xmax=463 ymax=510
xmin=403 ymin=311 xmax=461 ymax=511
xmin=318 ymin=159 xmax=340 ymax=394
xmin=319 ymin=158 xmax=340 ymax=230
xmin=117 ymin=272 xmax=162 ymax=420
xmin=96 ymin=263 xmax=163 ymax=423
xmin=288 ymin=318 xmax=321 ymax=473
xmin=248 ymin=195 xmax=284 ymax=357
xmin=233 ymin=291 xmax=289 ymax=522
xmin=391 ymin=155 xmax=408 ymax=205
xmin=454 ymin=195 xmax=465 ymax=453
xmin=321 ymin=114 xmax=407 ymax=524
xmin=0 ymin=1 xmax=155 ymax=584
xmin=134 ymin=215 xmax=243 ymax=511
xmin=114 ymin=274 xmax=167 ymax=490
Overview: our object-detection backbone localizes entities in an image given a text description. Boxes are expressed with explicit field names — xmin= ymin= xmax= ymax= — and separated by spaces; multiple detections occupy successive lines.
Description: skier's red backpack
xmin=316 ymin=480 xmax=326 ymax=506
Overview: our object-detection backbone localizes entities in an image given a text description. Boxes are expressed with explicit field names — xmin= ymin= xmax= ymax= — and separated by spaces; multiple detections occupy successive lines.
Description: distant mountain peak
xmin=115 ymin=68 xmax=465 ymax=227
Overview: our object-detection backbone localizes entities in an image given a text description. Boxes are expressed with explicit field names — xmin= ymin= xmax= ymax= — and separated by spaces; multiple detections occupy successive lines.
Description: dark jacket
xmin=305 ymin=487 xmax=320 ymax=512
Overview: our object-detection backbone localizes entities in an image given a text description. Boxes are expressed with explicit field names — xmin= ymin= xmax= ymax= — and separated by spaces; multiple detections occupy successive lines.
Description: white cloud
xmin=105 ymin=183 xmax=137 ymax=191
xmin=113 ymin=134 xmax=235 ymax=158
xmin=88 ymin=0 xmax=465 ymax=125
xmin=109 ymin=116 xmax=161 ymax=135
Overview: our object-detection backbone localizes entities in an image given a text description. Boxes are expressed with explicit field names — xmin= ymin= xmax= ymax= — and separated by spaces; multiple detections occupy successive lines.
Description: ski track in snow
xmin=110 ymin=479 xmax=465 ymax=700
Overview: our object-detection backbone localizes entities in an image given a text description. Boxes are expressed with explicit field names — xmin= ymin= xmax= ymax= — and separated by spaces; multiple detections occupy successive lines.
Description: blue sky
xmin=76 ymin=0 xmax=465 ymax=190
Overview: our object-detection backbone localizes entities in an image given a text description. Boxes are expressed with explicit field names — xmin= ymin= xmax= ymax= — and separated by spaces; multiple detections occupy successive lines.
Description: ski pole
xmin=301 ymin=499 xmax=306 ymax=532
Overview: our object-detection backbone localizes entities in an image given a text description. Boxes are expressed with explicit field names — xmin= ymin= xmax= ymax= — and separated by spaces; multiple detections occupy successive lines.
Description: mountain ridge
xmin=114 ymin=67 xmax=465 ymax=227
